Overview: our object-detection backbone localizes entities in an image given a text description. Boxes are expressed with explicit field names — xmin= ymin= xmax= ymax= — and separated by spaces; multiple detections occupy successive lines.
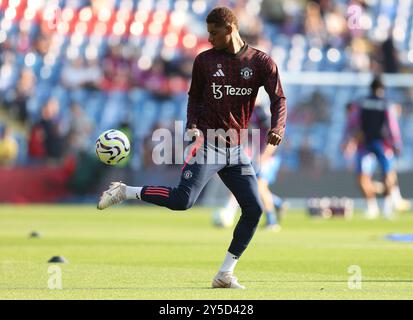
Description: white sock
xmin=391 ymin=186 xmax=402 ymax=205
xmin=219 ymin=252 xmax=239 ymax=273
xmin=125 ymin=186 xmax=142 ymax=200
xmin=367 ymin=198 xmax=379 ymax=214
xmin=383 ymin=195 xmax=393 ymax=218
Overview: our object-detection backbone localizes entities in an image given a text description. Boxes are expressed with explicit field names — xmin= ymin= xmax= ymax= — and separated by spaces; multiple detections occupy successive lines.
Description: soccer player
xmin=97 ymin=7 xmax=287 ymax=289
xmin=360 ymin=103 xmax=411 ymax=212
xmin=342 ymin=77 xmax=402 ymax=219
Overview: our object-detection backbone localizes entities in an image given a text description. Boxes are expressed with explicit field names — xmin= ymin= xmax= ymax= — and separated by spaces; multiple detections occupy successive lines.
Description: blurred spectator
xmin=61 ymin=57 xmax=102 ymax=90
xmin=0 ymin=51 xmax=16 ymax=94
xmin=16 ymin=30 xmax=31 ymax=54
xmin=101 ymin=44 xmax=132 ymax=92
xmin=298 ymin=138 xmax=316 ymax=170
xmin=33 ymin=35 xmax=50 ymax=57
xmin=348 ymin=37 xmax=371 ymax=71
xmin=9 ymin=68 xmax=36 ymax=123
xmin=324 ymin=3 xmax=348 ymax=47
xmin=290 ymin=91 xmax=330 ymax=125
xmin=65 ymin=103 xmax=94 ymax=155
xmin=38 ymin=98 xmax=65 ymax=161
xmin=0 ymin=124 xmax=18 ymax=166
xmin=163 ymin=52 xmax=194 ymax=94
xmin=233 ymin=1 xmax=264 ymax=46
xmin=380 ymin=36 xmax=400 ymax=74
xmin=304 ymin=1 xmax=327 ymax=44
xmin=143 ymin=58 xmax=172 ymax=100
xmin=172 ymin=51 xmax=195 ymax=80
xmin=260 ymin=0 xmax=287 ymax=25
xmin=28 ymin=123 xmax=46 ymax=161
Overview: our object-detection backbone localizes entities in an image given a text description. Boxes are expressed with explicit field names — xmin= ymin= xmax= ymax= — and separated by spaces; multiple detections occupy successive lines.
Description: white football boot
xmin=395 ymin=198 xmax=411 ymax=212
xmin=97 ymin=182 xmax=127 ymax=210
xmin=212 ymin=271 xmax=245 ymax=289
xmin=365 ymin=207 xmax=379 ymax=219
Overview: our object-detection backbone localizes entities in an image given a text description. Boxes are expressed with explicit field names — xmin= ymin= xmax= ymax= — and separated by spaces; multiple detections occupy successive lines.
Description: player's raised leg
xmin=98 ymin=143 xmax=222 ymax=211
xmin=139 ymin=160 xmax=220 ymax=210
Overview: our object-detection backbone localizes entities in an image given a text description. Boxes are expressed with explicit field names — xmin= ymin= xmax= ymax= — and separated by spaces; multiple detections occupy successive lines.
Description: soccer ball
xmin=212 ymin=208 xmax=235 ymax=228
xmin=95 ymin=129 xmax=130 ymax=165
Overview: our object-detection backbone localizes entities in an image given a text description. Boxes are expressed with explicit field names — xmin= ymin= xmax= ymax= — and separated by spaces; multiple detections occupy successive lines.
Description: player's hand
xmin=393 ymin=145 xmax=401 ymax=156
xmin=186 ymin=125 xmax=201 ymax=139
xmin=267 ymin=132 xmax=282 ymax=146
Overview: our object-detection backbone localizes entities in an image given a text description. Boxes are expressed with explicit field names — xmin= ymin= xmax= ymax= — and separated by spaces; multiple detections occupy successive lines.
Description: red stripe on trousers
xmin=146 ymin=187 xmax=170 ymax=192
xmin=144 ymin=192 xmax=169 ymax=198
xmin=182 ymin=137 xmax=204 ymax=172
xmin=145 ymin=189 xmax=169 ymax=195
xmin=144 ymin=190 xmax=169 ymax=195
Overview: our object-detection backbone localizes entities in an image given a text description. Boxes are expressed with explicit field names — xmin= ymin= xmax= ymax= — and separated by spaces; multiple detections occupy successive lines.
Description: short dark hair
xmin=370 ymin=75 xmax=384 ymax=92
xmin=206 ymin=7 xmax=238 ymax=28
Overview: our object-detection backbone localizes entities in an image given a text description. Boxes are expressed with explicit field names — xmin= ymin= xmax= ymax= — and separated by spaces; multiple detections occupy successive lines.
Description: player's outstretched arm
xmin=263 ymin=56 xmax=287 ymax=145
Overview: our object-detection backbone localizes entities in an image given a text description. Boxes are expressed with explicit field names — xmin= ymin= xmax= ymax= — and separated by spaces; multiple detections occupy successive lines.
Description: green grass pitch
xmin=1 ymin=204 xmax=413 ymax=299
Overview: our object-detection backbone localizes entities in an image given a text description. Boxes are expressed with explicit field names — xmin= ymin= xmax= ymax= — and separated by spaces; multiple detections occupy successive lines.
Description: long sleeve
xmin=186 ymin=55 xmax=204 ymax=129
xmin=263 ymin=57 xmax=287 ymax=139
xmin=341 ymin=104 xmax=360 ymax=145
xmin=385 ymin=105 xmax=402 ymax=150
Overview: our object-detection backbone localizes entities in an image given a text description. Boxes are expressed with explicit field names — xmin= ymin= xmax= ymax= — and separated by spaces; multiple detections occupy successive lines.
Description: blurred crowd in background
xmin=1 ymin=0 xmax=413 ymax=177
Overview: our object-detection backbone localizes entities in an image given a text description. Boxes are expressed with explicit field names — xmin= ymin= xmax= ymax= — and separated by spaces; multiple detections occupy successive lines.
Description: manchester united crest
xmin=183 ymin=170 xmax=193 ymax=180
xmin=240 ymin=67 xmax=253 ymax=80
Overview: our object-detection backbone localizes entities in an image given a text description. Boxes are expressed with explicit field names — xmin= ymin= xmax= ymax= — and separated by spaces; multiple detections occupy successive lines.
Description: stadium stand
xmin=0 ymin=0 xmax=412 ymax=176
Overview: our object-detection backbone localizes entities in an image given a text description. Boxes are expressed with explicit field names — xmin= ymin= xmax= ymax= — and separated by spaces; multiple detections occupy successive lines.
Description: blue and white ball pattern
xmin=96 ymin=129 xmax=130 ymax=165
